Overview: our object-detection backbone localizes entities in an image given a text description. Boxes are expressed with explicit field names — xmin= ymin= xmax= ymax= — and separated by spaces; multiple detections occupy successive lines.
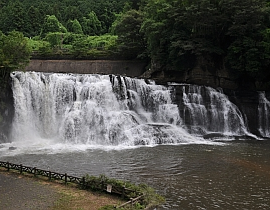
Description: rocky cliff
xmin=0 ymin=79 xmax=14 ymax=142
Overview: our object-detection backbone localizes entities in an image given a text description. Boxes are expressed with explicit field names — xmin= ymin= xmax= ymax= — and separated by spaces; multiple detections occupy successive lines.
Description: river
xmin=1 ymin=140 xmax=270 ymax=209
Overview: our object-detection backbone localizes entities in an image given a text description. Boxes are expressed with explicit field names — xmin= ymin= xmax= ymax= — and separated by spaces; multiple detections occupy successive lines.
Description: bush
xmin=82 ymin=174 xmax=165 ymax=209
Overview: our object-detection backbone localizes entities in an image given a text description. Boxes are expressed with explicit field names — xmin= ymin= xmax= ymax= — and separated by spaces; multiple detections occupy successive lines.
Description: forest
xmin=1 ymin=0 xmax=270 ymax=88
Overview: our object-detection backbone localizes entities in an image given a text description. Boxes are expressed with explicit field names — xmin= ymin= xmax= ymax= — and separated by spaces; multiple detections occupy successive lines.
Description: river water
xmin=1 ymin=140 xmax=270 ymax=209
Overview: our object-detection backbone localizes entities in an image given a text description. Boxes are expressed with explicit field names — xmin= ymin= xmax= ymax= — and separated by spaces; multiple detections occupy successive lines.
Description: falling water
xmin=7 ymin=71 xmax=258 ymax=152
xmin=258 ymin=92 xmax=270 ymax=137
xmin=175 ymin=84 xmax=250 ymax=136
xmin=10 ymin=71 xmax=196 ymax=147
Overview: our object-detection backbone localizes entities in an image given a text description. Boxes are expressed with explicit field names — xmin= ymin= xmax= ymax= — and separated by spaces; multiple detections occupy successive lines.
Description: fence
xmin=0 ymin=161 xmax=144 ymax=209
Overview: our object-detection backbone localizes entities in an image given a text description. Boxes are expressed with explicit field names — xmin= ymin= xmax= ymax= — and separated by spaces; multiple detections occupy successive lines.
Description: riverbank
xmin=0 ymin=169 xmax=123 ymax=210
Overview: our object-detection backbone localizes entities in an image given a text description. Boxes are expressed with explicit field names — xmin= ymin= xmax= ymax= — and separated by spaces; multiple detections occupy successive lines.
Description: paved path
xmin=0 ymin=172 xmax=58 ymax=210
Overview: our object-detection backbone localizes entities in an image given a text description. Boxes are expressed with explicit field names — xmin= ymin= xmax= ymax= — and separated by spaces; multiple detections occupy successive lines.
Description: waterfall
xmin=174 ymin=84 xmax=250 ymax=137
xmin=10 ymin=71 xmax=196 ymax=146
xmin=8 ymin=71 xmax=259 ymax=150
xmin=258 ymin=92 xmax=270 ymax=137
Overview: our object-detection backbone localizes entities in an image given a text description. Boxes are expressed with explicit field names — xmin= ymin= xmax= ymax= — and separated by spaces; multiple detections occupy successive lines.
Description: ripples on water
xmin=1 ymin=141 xmax=270 ymax=209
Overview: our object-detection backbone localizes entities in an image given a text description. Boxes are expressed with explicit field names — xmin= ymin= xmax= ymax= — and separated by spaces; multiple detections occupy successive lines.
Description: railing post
xmin=34 ymin=167 xmax=36 ymax=177
xmin=7 ymin=162 xmax=9 ymax=171
xmin=20 ymin=164 xmax=22 ymax=174
xmin=131 ymin=198 xmax=134 ymax=207
xmin=122 ymin=187 xmax=125 ymax=199
xmin=82 ymin=177 xmax=85 ymax=188
xmin=49 ymin=171 xmax=51 ymax=181
xmin=65 ymin=173 xmax=67 ymax=184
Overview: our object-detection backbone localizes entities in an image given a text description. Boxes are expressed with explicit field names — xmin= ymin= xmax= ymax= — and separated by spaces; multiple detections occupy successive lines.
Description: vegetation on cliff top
xmin=1 ymin=0 xmax=270 ymax=85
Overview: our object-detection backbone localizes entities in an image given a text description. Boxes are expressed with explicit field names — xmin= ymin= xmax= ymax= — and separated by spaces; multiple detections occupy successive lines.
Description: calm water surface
xmin=1 ymin=140 xmax=270 ymax=209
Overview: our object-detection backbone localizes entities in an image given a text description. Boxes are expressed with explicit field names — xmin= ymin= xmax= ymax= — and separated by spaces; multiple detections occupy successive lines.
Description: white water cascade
xmin=10 ymin=71 xmax=197 ymax=147
xmin=258 ymin=92 xmax=270 ymax=137
xmin=176 ymin=84 xmax=250 ymax=136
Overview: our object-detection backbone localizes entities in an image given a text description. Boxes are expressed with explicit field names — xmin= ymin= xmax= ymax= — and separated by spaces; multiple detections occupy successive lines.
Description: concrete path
xmin=0 ymin=172 xmax=58 ymax=210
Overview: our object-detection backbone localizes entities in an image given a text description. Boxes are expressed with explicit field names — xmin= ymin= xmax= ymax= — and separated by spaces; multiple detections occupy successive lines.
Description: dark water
xmin=1 ymin=140 xmax=270 ymax=209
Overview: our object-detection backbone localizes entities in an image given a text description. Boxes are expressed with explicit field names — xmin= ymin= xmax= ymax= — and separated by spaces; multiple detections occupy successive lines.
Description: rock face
xmin=0 ymin=79 xmax=14 ymax=143
xmin=223 ymin=89 xmax=261 ymax=136
xmin=147 ymin=57 xmax=263 ymax=91
xmin=147 ymin=59 xmax=270 ymax=138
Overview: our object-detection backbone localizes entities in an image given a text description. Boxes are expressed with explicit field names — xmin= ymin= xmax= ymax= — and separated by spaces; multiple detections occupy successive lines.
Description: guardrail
xmin=0 ymin=161 xmax=144 ymax=209
xmin=0 ymin=161 xmax=82 ymax=184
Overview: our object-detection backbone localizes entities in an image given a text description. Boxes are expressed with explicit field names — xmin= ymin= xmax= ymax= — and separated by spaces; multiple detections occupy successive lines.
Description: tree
xmin=44 ymin=32 xmax=63 ymax=49
xmin=225 ymin=0 xmax=269 ymax=74
xmin=63 ymin=6 xmax=83 ymax=23
xmin=1 ymin=1 xmax=26 ymax=34
xmin=40 ymin=15 xmax=67 ymax=38
xmin=81 ymin=11 xmax=102 ymax=35
xmin=67 ymin=19 xmax=83 ymax=34
xmin=26 ymin=6 xmax=43 ymax=37
xmin=141 ymin=0 xmax=173 ymax=65
xmin=114 ymin=9 xmax=146 ymax=59
xmin=0 ymin=31 xmax=32 ymax=77
xmin=168 ymin=0 xmax=224 ymax=70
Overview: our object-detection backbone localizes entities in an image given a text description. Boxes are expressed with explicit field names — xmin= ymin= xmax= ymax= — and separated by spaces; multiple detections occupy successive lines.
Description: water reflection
xmin=1 ymin=141 xmax=270 ymax=209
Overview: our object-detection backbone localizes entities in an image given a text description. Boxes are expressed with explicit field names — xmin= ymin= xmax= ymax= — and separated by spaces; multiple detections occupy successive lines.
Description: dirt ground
xmin=0 ymin=170 xmax=124 ymax=210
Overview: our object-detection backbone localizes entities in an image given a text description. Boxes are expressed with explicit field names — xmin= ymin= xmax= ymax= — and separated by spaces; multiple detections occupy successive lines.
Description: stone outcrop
xmin=146 ymin=58 xmax=270 ymax=137
xmin=146 ymin=57 xmax=264 ymax=91
xmin=0 ymin=79 xmax=14 ymax=142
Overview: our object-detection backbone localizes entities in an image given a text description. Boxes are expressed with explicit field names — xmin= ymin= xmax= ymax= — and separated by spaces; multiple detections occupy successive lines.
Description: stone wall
xmin=22 ymin=59 xmax=147 ymax=77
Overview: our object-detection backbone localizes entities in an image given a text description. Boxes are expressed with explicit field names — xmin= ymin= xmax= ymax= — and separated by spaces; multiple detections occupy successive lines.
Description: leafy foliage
xmin=81 ymin=11 xmax=102 ymax=35
xmin=114 ymin=9 xmax=146 ymax=59
xmin=40 ymin=15 xmax=67 ymax=38
xmin=0 ymin=0 xmax=132 ymax=36
xmin=139 ymin=0 xmax=270 ymax=85
xmin=82 ymin=174 xmax=165 ymax=209
xmin=66 ymin=19 xmax=83 ymax=34
xmin=0 ymin=31 xmax=32 ymax=72
xmin=1 ymin=0 xmax=270 ymax=87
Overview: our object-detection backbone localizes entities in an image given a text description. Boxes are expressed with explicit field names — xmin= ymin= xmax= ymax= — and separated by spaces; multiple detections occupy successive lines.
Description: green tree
xmin=0 ymin=30 xmax=32 ymax=85
xmin=26 ymin=6 xmax=43 ymax=37
xmin=40 ymin=15 xmax=67 ymax=38
xmin=63 ymin=6 xmax=83 ymax=23
xmin=67 ymin=19 xmax=83 ymax=34
xmin=141 ymin=0 xmax=173 ymax=65
xmin=81 ymin=11 xmax=102 ymax=35
xmin=1 ymin=1 xmax=26 ymax=33
xmin=225 ymin=0 xmax=269 ymax=74
xmin=45 ymin=32 xmax=63 ymax=48
xmin=114 ymin=9 xmax=146 ymax=59
xmin=71 ymin=36 xmax=89 ymax=58
xmin=168 ymin=0 xmax=224 ymax=70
